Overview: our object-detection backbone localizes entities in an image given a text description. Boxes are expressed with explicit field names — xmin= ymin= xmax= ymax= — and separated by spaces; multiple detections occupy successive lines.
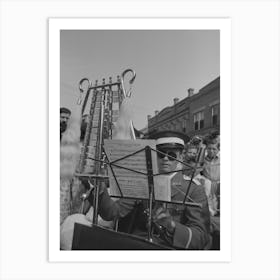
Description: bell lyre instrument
xmin=75 ymin=69 xmax=136 ymax=225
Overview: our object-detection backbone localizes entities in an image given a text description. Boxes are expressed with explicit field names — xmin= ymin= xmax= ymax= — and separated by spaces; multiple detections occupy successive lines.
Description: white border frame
xmin=49 ymin=18 xmax=231 ymax=262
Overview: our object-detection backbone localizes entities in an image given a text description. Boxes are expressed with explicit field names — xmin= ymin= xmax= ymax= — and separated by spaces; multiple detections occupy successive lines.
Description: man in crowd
xmin=95 ymin=130 xmax=212 ymax=249
xmin=202 ymin=134 xmax=220 ymax=204
xmin=60 ymin=107 xmax=71 ymax=140
xmin=184 ymin=142 xmax=199 ymax=166
xmin=202 ymin=133 xmax=220 ymax=249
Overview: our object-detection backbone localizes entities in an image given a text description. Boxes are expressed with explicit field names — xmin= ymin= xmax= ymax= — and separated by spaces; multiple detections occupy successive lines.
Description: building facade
xmin=147 ymin=77 xmax=220 ymax=137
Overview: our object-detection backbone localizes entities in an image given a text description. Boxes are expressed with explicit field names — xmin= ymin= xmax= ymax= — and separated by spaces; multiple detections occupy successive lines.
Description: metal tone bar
xmin=145 ymin=146 xmax=154 ymax=242
xmin=92 ymin=90 xmax=106 ymax=225
xmin=107 ymin=80 xmax=113 ymax=138
xmin=77 ymin=89 xmax=97 ymax=173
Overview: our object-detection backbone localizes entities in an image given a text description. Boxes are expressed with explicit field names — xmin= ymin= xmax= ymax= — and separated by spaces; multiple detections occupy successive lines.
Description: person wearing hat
xmin=60 ymin=107 xmax=71 ymax=140
xmin=148 ymin=131 xmax=211 ymax=249
xmin=86 ymin=131 xmax=211 ymax=249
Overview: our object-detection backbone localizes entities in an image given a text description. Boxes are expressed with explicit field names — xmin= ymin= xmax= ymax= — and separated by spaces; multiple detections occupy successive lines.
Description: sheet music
xmin=104 ymin=139 xmax=158 ymax=199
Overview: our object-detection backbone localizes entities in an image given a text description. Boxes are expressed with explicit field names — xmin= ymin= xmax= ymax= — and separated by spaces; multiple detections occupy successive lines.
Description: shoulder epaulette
xmin=183 ymin=175 xmax=201 ymax=185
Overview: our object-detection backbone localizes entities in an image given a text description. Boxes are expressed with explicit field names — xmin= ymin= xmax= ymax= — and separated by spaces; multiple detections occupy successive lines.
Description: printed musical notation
xmin=103 ymin=139 xmax=158 ymax=199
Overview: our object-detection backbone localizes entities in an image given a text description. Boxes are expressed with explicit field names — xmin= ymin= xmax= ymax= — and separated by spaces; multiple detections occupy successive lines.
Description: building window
xmin=182 ymin=119 xmax=187 ymax=133
xmin=212 ymin=104 xmax=219 ymax=126
xmin=194 ymin=111 xmax=204 ymax=131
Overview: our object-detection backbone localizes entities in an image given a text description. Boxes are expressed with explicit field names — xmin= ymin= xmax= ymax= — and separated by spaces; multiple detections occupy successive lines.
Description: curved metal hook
xmin=121 ymin=69 xmax=136 ymax=98
xmin=77 ymin=78 xmax=91 ymax=105
xmin=79 ymin=78 xmax=91 ymax=93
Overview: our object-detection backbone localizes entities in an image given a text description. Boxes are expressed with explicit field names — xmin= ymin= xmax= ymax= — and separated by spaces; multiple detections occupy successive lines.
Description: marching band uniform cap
xmin=149 ymin=130 xmax=190 ymax=150
xmin=60 ymin=107 xmax=71 ymax=115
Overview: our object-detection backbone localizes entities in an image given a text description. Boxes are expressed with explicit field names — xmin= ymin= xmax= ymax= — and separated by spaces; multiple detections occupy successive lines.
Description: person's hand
xmin=152 ymin=207 xmax=176 ymax=234
xmin=88 ymin=180 xmax=107 ymax=194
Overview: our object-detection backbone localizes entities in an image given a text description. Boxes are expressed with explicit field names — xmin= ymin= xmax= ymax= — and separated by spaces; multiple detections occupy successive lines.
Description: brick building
xmin=147 ymin=77 xmax=220 ymax=137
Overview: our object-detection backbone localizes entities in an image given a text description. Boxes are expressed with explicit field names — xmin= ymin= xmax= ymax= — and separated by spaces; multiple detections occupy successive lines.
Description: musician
xmin=60 ymin=107 xmax=71 ymax=140
xmin=96 ymin=131 xmax=212 ymax=249
xmin=202 ymin=134 xmax=220 ymax=249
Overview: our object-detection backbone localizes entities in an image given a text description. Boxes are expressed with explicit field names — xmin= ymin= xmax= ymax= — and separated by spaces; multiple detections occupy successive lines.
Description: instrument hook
xmin=121 ymin=69 xmax=136 ymax=98
xmin=77 ymin=78 xmax=91 ymax=105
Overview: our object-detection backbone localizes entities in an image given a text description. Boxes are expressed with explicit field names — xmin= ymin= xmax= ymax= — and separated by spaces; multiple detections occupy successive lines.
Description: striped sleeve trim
xmin=185 ymin=227 xmax=192 ymax=249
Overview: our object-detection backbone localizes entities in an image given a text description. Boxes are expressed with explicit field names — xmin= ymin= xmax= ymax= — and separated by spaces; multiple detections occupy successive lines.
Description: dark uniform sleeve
xmin=172 ymin=184 xmax=211 ymax=250
xmin=97 ymin=186 xmax=136 ymax=221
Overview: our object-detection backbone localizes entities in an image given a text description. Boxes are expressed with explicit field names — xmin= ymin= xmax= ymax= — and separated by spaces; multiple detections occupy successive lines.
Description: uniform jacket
xmin=97 ymin=171 xmax=211 ymax=250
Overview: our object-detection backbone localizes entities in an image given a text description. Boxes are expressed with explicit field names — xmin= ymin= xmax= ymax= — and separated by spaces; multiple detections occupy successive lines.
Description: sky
xmin=60 ymin=30 xmax=220 ymax=130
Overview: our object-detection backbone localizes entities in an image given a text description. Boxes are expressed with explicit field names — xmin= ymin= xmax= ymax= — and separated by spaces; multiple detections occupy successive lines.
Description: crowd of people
xmin=183 ymin=132 xmax=220 ymax=249
xmin=60 ymin=107 xmax=220 ymax=250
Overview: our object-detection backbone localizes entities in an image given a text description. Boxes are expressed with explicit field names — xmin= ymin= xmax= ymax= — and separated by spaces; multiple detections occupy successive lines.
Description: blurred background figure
xmin=60 ymin=107 xmax=71 ymax=140
xmin=185 ymin=143 xmax=198 ymax=166
xmin=183 ymin=135 xmax=205 ymax=171
xmin=202 ymin=132 xmax=220 ymax=249
xmin=202 ymin=132 xmax=220 ymax=194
